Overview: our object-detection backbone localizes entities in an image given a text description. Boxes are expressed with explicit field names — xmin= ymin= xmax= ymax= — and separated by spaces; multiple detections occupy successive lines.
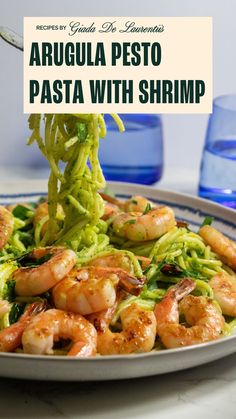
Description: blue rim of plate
xmin=0 ymin=189 xmax=235 ymax=234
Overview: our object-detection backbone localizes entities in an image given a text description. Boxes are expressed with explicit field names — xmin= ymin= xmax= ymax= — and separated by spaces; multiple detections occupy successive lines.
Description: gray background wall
xmin=1 ymin=0 xmax=235 ymax=179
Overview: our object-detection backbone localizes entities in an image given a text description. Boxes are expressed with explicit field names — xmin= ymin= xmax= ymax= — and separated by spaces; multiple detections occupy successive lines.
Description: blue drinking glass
xmin=99 ymin=114 xmax=163 ymax=185
xmin=198 ymin=95 xmax=236 ymax=209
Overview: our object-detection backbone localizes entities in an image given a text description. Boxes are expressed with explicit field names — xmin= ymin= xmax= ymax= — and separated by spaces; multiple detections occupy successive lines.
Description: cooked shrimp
xmin=52 ymin=266 xmax=144 ymax=315
xmin=154 ymin=279 xmax=225 ymax=348
xmin=0 ymin=206 xmax=14 ymax=249
xmin=199 ymin=225 xmax=236 ymax=271
xmin=0 ymin=301 xmax=46 ymax=352
xmin=101 ymin=203 xmax=121 ymax=221
xmin=22 ymin=309 xmax=97 ymax=357
xmin=100 ymin=193 xmax=155 ymax=213
xmin=99 ymin=192 xmax=124 ymax=208
xmin=123 ymin=195 xmax=156 ymax=213
xmin=13 ymin=246 xmax=77 ymax=296
xmin=88 ymin=252 xmax=135 ymax=274
xmin=97 ymin=303 xmax=157 ymax=355
xmin=112 ymin=206 xmax=176 ymax=241
xmin=209 ymin=272 xmax=236 ymax=316
xmin=87 ymin=300 xmax=119 ymax=333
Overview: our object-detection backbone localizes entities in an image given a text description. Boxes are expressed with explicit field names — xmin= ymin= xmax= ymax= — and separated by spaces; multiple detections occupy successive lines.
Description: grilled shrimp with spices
xmin=155 ymin=279 xmax=225 ymax=348
xmin=100 ymin=193 xmax=155 ymax=220
xmin=101 ymin=193 xmax=155 ymax=210
xmin=123 ymin=195 xmax=156 ymax=213
xmin=0 ymin=206 xmax=14 ymax=250
xmin=52 ymin=266 xmax=144 ymax=315
xmin=112 ymin=206 xmax=176 ymax=241
xmin=97 ymin=303 xmax=157 ymax=355
xmin=199 ymin=225 xmax=236 ymax=271
xmin=88 ymin=252 xmax=135 ymax=274
xmin=22 ymin=308 xmax=97 ymax=356
xmin=209 ymin=272 xmax=236 ymax=316
xmin=13 ymin=246 xmax=77 ymax=296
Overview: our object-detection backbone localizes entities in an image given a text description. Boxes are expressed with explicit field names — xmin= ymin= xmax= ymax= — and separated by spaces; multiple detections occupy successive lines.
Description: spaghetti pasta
xmin=28 ymin=113 xmax=124 ymax=261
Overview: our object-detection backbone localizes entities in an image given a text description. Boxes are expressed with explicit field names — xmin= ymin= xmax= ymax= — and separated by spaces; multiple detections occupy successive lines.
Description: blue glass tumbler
xmin=198 ymin=95 xmax=236 ymax=209
xmin=99 ymin=114 xmax=163 ymax=185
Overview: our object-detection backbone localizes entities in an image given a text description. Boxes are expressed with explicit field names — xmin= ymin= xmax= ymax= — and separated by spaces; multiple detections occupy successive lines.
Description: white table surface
xmin=1 ymin=353 xmax=236 ymax=419
xmin=0 ymin=166 xmax=199 ymax=195
xmin=1 ymin=166 xmax=235 ymax=419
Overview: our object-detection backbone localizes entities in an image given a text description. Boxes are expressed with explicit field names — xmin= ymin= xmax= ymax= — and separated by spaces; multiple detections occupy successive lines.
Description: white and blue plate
xmin=0 ymin=180 xmax=235 ymax=381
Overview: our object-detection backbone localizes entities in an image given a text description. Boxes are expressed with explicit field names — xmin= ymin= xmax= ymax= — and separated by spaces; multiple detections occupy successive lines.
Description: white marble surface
xmin=1 ymin=167 xmax=235 ymax=418
xmin=1 ymin=353 xmax=236 ymax=419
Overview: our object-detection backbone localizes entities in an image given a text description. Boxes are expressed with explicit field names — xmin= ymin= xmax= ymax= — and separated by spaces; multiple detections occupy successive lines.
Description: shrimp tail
xmin=67 ymin=341 xmax=95 ymax=357
xmin=22 ymin=300 xmax=48 ymax=318
xmin=154 ymin=278 xmax=196 ymax=327
xmin=171 ymin=278 xmax=196 ymax=301
xmin=99 ymin=192 xmax=124 ymax=209
xmin=87 ymin=301 xmax=119 ymax=332
xmin=116 ymin=269 xmax=145 ymax=296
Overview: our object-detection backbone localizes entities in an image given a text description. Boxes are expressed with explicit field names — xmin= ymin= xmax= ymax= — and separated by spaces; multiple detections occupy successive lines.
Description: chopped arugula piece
xmin=76 ymin=122 xmax=88 ymax=143
xmin=159 ymin=259 xmax=203 ymax=280
xmin=143 ymin=203 xmax=152 ymax=215
xmin=124 ymin=219 xmax=136 ymax=225
xmin=131 ymin=199 xmax=138 ymax=205
xmin=12 ymin=205 xmax=32 ymax=220
xmin=9 ymin=303 xmax=25 ymax=325
xmin=3 ymin=280 xmax=16 ymax=302
xmin=200 ymin=216 xmax=214 ymax=228
xmin=16 ymin=252 xmax=52 ymax=268
xmin=17 ymin=231 xmax=34 ymax=247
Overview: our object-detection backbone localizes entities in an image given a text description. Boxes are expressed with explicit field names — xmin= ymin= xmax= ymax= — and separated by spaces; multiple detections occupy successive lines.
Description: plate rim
xmin=1 ymin=178 xmax=235 ymax=214
xmin=1 ymin=331 xmax=236 ymax=362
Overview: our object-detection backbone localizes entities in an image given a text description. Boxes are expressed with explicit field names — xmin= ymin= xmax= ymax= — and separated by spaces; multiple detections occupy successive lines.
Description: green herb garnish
xmin=3 ymin=280 xmax=16 ymax=302
xmin=9 ymin=303 xmax=25 ymax=325
xmin=200 ymin=216 xmax=214 ymax=228
xmin=12 ymin=205 xmax=32 ymax=220
xmin=16 ymin=252 xmax=52 ymax=268
xmin=143 ymin=203 xmax=152 ymax=215
xmin=125 ymin=219 xmax=136 ymax=225
xmin=76 ymin=122 xmax=88 ymax=143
